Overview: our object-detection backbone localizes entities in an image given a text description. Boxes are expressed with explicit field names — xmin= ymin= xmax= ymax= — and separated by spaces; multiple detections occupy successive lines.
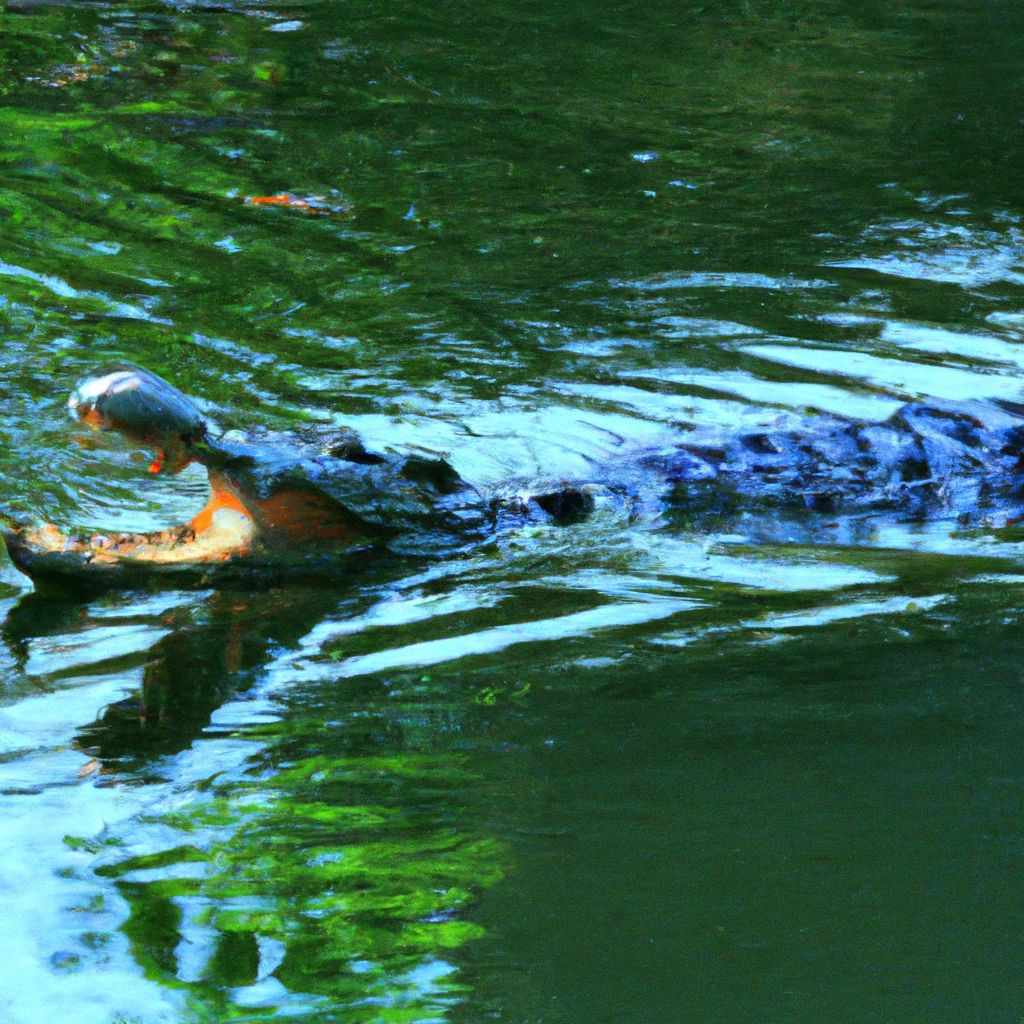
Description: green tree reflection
xmin=99 ymin=728 xmax=505 ymax=1021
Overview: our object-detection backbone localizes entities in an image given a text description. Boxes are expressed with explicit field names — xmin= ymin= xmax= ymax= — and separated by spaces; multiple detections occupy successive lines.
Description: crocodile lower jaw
xmin=2 ymin=506 xmax=255 ymax=582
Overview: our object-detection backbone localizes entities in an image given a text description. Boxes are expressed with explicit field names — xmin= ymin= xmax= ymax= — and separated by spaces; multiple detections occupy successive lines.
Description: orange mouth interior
xmin=190 ymin=485 xmax=251 ymax=535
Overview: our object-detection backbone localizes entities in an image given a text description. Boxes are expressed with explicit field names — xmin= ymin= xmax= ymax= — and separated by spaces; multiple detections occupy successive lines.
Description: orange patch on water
xmin=246 ymin=193 xmax=323 ymax=213
xmin=245 ymin=193 xmax=351 ymax=216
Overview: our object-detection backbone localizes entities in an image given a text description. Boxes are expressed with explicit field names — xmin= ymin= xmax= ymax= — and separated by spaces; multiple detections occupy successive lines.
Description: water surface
xmin=2 ymin=1 xmax=1024 ymax=1021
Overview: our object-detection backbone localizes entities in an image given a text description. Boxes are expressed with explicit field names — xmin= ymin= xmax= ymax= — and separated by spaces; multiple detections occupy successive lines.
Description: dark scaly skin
xmin=3 ymin=366 xmax=1024 ymax=585
xmin=638 ymin=398 xmax=1024 ymax=548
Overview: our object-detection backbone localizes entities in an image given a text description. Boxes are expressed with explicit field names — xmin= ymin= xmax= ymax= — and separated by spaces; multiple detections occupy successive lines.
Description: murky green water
xmin=3 ymin=1 xmax=1024 ymax=1020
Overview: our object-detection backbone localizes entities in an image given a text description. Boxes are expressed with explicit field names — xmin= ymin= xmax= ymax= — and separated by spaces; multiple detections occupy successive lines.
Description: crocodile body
xmin=647 ymin=399 xmax=1024 ymax=530
xmin=2 ymin=367 xmax=1023 ymax=584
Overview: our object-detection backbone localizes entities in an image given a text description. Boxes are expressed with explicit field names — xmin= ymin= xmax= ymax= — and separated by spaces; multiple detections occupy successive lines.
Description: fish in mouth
xmin=0 ymin=366 xmax=470 ymax=583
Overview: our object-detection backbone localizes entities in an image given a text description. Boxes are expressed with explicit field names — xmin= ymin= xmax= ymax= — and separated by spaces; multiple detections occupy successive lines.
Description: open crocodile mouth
xmin=0 ymin=368 xmax=277 ymax=583
xmin=1 ymin=460 xmax=260 ymax=585
xmin=2 ymin=491 xmax=257 ymax=580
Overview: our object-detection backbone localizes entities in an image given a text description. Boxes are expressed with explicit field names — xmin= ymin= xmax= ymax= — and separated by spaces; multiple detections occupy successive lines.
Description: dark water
xmin=3 ymin=1 xmax=1024 ymax=1020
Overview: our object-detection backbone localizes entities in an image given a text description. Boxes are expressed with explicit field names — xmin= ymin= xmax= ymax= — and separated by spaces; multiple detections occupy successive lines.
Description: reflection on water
xmin=4 ymin=0 xmax=1024 ymax=1020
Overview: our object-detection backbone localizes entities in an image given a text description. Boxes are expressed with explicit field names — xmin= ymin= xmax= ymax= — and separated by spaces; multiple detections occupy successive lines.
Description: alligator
xmin=2 ymin=365 xmax=1024 ymax=584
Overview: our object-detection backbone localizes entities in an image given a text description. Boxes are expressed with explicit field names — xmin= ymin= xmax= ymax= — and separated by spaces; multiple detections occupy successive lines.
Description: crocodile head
xmin=1 ymin=367 xmax=365 ymax=584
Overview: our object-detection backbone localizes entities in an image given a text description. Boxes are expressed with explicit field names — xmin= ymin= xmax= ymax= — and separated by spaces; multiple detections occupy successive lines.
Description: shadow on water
xmin=1 ymin=582 xmax=341 ymax=766
xmin=0 ymin=569 xmax=512 ymax=1022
